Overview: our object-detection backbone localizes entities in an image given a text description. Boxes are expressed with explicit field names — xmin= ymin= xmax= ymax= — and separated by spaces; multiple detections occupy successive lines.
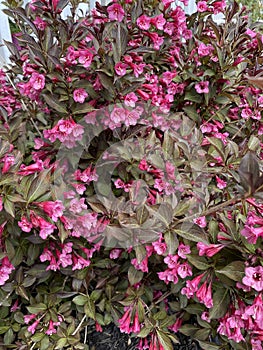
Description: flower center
xmin=253 ymin=272 xmax=262 ymax=281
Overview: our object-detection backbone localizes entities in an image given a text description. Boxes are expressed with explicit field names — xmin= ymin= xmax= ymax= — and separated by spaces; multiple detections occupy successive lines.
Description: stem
xmin=84 ymin=325 xmax=88 ymax=344
xmin=72 ymin=314 xmax=86 ymax=336
xmin=173 ymin=195 xmax=245 ymax=226
xmin=148 ymin=291 xmax=172 ymax=312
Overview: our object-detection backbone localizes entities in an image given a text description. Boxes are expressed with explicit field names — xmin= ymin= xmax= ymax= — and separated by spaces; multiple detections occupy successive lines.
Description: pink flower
xmin=1 ymin=154 xmax=15 ymax=174
xmin=95 ymin=322 xmax=103 ymax=332
xmin=132 ymin=309 xmax=141 ymax=333
xmin=131 ymin=63 xmax=146 ymax=78
xmin=37 ymin=200 xmax=64 ymax=222
xmin=29 ymin=72 xmax=45 ymax=90
xmin=109 ymin=248 xmax=122 ymax=259
xmin=72 ymin=254 xmax=90 ymax=270
xmin=0 ymin=257 xmax=15 ymax=286
xmin=124 ymin=92 xmax=138 ymax=107
xmin=107 ymin=3 xmax=125 ymax=22
xmin=45 ymin=320 xmax=57 ymax=335
xmin=212 ymin=0 xmax=226 ymax=14
xmin=110 ymin=107 xmax=127 ymax=124
xmin=131 ymin=257 xmax=148 ymax=273
xmin=39 ymin=220 xmax=56 ymax=240
xmin=158 ymin=268 xmax=178 ymax=284
xmin=33 ymin=16 xmax=47 ymax=30
xmin=73 ymin=88 xmax=88 ymax=103
xmin=178 ymin=243 xmax=191 ymax=259
xmin=197 ymin=1 xmax=208 ymax=12
xmin=152 ymin=241 xmax=167 ymax=255
xmin=197 ymin=242 xmax=224 ymax=257
xmin=162 ymin=0 xmax=174 ymax=8
xmin=28 ymin=320 xmax=40 ymax=334
xmin=196 ymin=281 xmax=213 ymax=308
xmin=195 ymin=81 xmax=209 ymax=94
xmin=18 ymin=160 xmax=44 ymax=175
xmin=118 ymin=307 xmax=132 ymax=333
xmin=136 ymin=15 xmax=151 ymax=30
xmin=241 ymin=107 xmax=253 ymax=119
xmin=24 ymin=314 xmax=37 ymax=324
xmin=181 ymin=272 xmax=205 ymax=298
xmin=198 ymin=43 xmax=214 ymax=57
xmin=216 ymin=176 xmax=227 ymax=189
xmin=241 ymin=225 xmax=263 ymax=244
xmin=177 ymin=262 xmax=192 ymax=278
xmin=164 ymin=255 xmax=179 ymax=269
xmin=242 ymin=294 xmax=263 ymax=329
xmin=151 ymin=14 xmax=166 ymax=30
xmin=69 ymin=198 xmax=87 ymax=214
xmin=115 ymin=62 xmax=128 ymax=76
xmin=168 ymin=318 xmax=183 ymax=333
xmin=78 ymin=49 xmax=94 ymax=68
xmin=243 ymin=266 xmax=263 ymax=292
xmin=18 ymin=216 xmax=33 ymax=233
xmin=246 ymin=29 xmax=257 ymax=38
xmin=194 ymin=216 xmax=207 ymax=228
xmin=147 ymin=32 xmax=164 ymax=50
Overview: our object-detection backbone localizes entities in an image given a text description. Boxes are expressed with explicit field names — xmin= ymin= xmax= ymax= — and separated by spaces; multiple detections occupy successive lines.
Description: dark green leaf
xmin=216 ymin=261 xmax=244 ymax=282
xmin=42 ymin=94 xmax=68 ymax=114
xmin=128 ymin=265 xmax=144 ymax=286
xmin=27 ymin=303 xmax=47 ymax=314
xmin=26 ymin=169 xmax=51 ymax=203
xmin=238 ymin=151 xmax=260 ymax=193
xmin=209 ymin=288 xmax=230 ymax=319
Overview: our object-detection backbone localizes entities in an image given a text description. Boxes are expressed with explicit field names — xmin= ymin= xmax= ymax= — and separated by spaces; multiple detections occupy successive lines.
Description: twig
xmin=173 ymin=195 xmax=245 ymax=226
xmin=84 ymin=325 xmax=88 ymax=344
xmin=30 ymin=342 xmax=36 ymax=350
xmin=72 ymin=314 xmax=87 ymax=336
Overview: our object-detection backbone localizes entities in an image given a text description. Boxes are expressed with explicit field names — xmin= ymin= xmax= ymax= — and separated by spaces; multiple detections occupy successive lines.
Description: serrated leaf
xmin=187 ymin=255 xmax=211 ymax=270
xmin=206 ymin=137 xmax=225 ymax=161
xmin=216 ymin=261 xmax=244 ymax=282
xmin=16 ymin=285 xmax=29 ymax=301
xmin=55 ymin=338 xmax=68 ymax=349
xmin=179 ymin=324 xmax=200 ymax=337
xmin=26 ymin=169 xmax=51 ymax=203
xmin=209 ymin=288 xmax=230 ymax=319
xmin=137 ymin=326 xmax=152 ymax=338
xmin=42 ymin=94 xmax=68 ymax=114
xmin=183 ymin=106 xmax=200 ymax=122
xmin=164 ymin=230 xmax=179 ymax=255
xmin=90 ymin=290 xmax=103 ymax=302
xmin=238 ymin=151 xmax=260 ymax=194
xmin=3 ymin=198 xmax=15 ymax=217
xmin=4 ymin=328 xmax=14 ymax=345
xmin=194 ymin=328 xmax=211 ymax=341
xmin=128 ymin=265 xmax=144 ymax=286
xmin=73 ymin=295 xmax=88 ymax=306
xmin=135 ymin=245 xmax=147 ymax=264
xmin=0 ymin=326 xmax=10 ymax=334
xmin=72 ymin=102 xmax=94 ymax=115
xmin=156 ymin=330 xmax=174 ymax=350
xmin=84 ymin=297 xmax=96 ymax=319
xmin=184 ymin=90 xmax=202 ymax=103
xmin=173 ymin=228 xmax=208 ymax=244
xmin=197 ymin=340 xmax=221 ymax=350
xmin=31 ymin=332 xmax=45 ymax=342
xmin=5 ymin=239 xmax=15 ymax=260
xmin=27 ymin=303 xmax=47 ymax=314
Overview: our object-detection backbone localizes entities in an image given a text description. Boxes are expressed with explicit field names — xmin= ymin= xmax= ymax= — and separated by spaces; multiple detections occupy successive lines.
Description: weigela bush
xmin=0 ymin=0 xmax=263 ymax=349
